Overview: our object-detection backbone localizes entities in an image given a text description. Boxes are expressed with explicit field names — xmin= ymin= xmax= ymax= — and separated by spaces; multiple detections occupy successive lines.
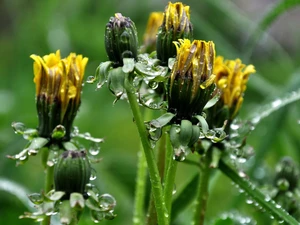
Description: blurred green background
xmin=1 ymin=0 xmax=300 ymax=224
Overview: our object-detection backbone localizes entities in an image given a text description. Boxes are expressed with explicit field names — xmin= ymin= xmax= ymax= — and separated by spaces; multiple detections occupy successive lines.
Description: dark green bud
xmin=54 ymin=150 xmax=91 ymax=199
xmin=105 ymin=13 xmax=138 ymax=67
xmin=274 ymin=157 xmax=299 ymax=192
xmin=156 ymin=2 xmax=193 ymax=66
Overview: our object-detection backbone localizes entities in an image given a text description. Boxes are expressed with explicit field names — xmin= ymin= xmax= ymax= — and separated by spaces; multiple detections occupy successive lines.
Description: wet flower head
xmin=105 ymin=13 xmax=138 ymax=67
xmin=157 ymin=2 xmax=193 ymax=66
xmin=214 ymin=56 xmax=255 ymax=119
xmin=30 ymin=50 xmax=88 ymax=140
xmin=164 ymin=2 xmax=191 ymax=34
xmin=142 ymin=12 xmax=164 ymax=53
xmin=168 ymin=39 xmax=216 ymax=122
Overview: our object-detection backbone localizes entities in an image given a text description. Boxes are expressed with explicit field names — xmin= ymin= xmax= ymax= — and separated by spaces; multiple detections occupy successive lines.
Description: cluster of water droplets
xmin=216 ymin=211 xmax=257 ymax=225
xmin=85 ymin=185 xmax=117 ymax=223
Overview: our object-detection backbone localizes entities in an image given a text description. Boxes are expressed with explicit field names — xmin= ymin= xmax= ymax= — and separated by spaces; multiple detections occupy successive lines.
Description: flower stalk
xmin=124 ymin=73 xmax=168 ymax=225
xmin=192 ymin=149 xmax=212 ymax=225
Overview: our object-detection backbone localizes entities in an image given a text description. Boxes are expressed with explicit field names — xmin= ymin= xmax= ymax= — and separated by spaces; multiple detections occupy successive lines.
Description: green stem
xmin=133 ymin=109 xmax=152 ymax=225
xmin=41 ymin=149 xmax=54 ymax=225
xmin=219 ymin=159 xmax=299 ymax=225
xmin=192 ymin=152 xmax=212 ymax=225
xmin=125 ymin=75 xmax=168 ymax=225
xmin=163 ymin=134 xmax=178 ymax=223
xmin=147 ymin=132 xmax=167 ymax=225
xmin=133 ymin=148 xmax=147 ymax=225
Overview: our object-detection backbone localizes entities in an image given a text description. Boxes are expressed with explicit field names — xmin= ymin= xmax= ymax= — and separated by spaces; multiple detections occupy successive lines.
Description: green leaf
xmin=171 ymin=173 xmax=199 ymax=222
xmin=213 ymin=218 xmax=233 ymax=225
xmin=246 ymin=0 xmax=300 ymax=58
xmin=0 ymin=178 xmax=33 ymax=209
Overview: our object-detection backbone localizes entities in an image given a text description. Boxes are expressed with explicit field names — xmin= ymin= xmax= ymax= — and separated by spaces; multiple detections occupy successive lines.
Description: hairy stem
xmin=133 ymin=109 xmax=152 ymax=225
xmin=147 ymin=132 xmax=167 ymax=225
xmin=41 ymin=149 xmax=54 ymax=225
xmin=163 ymin=135 xmax=178 ymax=223
xmin=192 ymin=151 xmax=212 ymax=225
xmin=219 ymin=159 xmax=299 ymax=225
xmin=125 ymin=74 xmax=168 ymax=225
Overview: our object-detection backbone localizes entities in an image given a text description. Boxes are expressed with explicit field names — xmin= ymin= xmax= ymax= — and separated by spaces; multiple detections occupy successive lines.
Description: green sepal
xmin=179 ymin=120 xmax=193 ymax=146
xmin=107 ymin=67 xmax=125 ymax=101
xmin=28 ymin=137 xmax=49 ymax=150
xmin=194 ymin=115 xmax=209 ymax=134
xmin=188 ymin=125 xmax=200 ymax=147
xmin=70 ymin=193 xmax=85 ymax=210
xmin=122 ymin=58 xmax=135 ymax=73
xmin=204 ymin=89 xmax=221 ymax=110
xmin=62 ymin=141 xmax=78 ymax=151
xmin=148 ymin=112 xmax=175 ymax=129
xmin=169 ymin=124 xmax=181 ymax=149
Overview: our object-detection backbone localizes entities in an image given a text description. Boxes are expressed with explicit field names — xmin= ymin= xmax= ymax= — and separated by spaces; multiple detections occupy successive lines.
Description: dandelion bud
xmin=274 ymin=157 xmax=299 ymax=192
xmin=168 ymin=39 xmax=216 ymax=123
xmin=30 ymin=51 xmax=88 ymax=141
xmin=156 ymin=2 xmax=193 ymax=66
xmin=105 ymin=13 xmax=138 ymax=67
xmin=54 ymin=150 xmax=91 ymax=199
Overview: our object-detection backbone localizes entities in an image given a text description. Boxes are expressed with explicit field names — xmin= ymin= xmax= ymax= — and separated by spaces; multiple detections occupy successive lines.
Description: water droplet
xmin=91 ymin=210 xmax=105 ymax=223
xmin=230 ymin=123 xmax=240 ymax=130
xmin=87 ymin=76 xmax=96 ymax=84
xmin=264 ymin=195 xmax=271 ymax=202
xmin=28 ymin=193 xmax=44 ymax=205
xmin=23 ymin=129 xmax=38 ymax=140
xmin=175 ymin=128 xmax=180 ymax=133
xmin=246 ymin=199 xmax=253 ymax=204
xmin=149 ymin=81 xmax=158 ymax=89
xmin=51 ymin=125 xmax=66 ymax=139
xmin=98 ymin=194 xmax=116 ymax=211
xmin=28 ymin=149 xmax=38 ymax=156
xmin=173 ymin=148 xmax=186 ymax=161
xmin=272 ymin=99 xmax=282 ymax=108
xmin=12 ymin=122 xmax=26 ymax=134
xmin=90 ymin=169 xmax=97 ymax=181
xmin=172 ymin=184 xmax=177 ymax=195
xmin=89 ymin=142 xmax=100 ymax=156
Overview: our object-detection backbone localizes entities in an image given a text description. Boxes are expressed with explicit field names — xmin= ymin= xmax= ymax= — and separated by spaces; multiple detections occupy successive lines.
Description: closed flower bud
xmin=208 ymin=56 xmax=255 ymax=128
xmin=54 ymin=150 xmax=91 ymax=199
xmin=168 ymin=39 xmax=216 ymax=123
xmin=156 ymin=2 xmax=193 ymax=66
xmin=142 ymin=12 xmax=164 ymax=53
xmin=30 ymin=51 xmax=88 ymax=141
xmin=274 ymin=157 xmax=299 ymax=192
xmin=105 ymin=13 xmax=138 ymax=67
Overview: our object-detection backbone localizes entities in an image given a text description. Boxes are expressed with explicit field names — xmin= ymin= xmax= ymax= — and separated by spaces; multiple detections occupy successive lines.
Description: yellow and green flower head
xmin=168 ymin=39 xmax=216 ymax=122
xmin=105 ymin=13 xmax=138 ymax=67
xmin=156 ymin=2 xmax=193 ymax=66
xmin=142 ymin=12 xmax=164 ymax=53
xmin=30 ymin=50 xmax=88 ymax=141
xmin=212 ymin=56 xmax=255 ymax=126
